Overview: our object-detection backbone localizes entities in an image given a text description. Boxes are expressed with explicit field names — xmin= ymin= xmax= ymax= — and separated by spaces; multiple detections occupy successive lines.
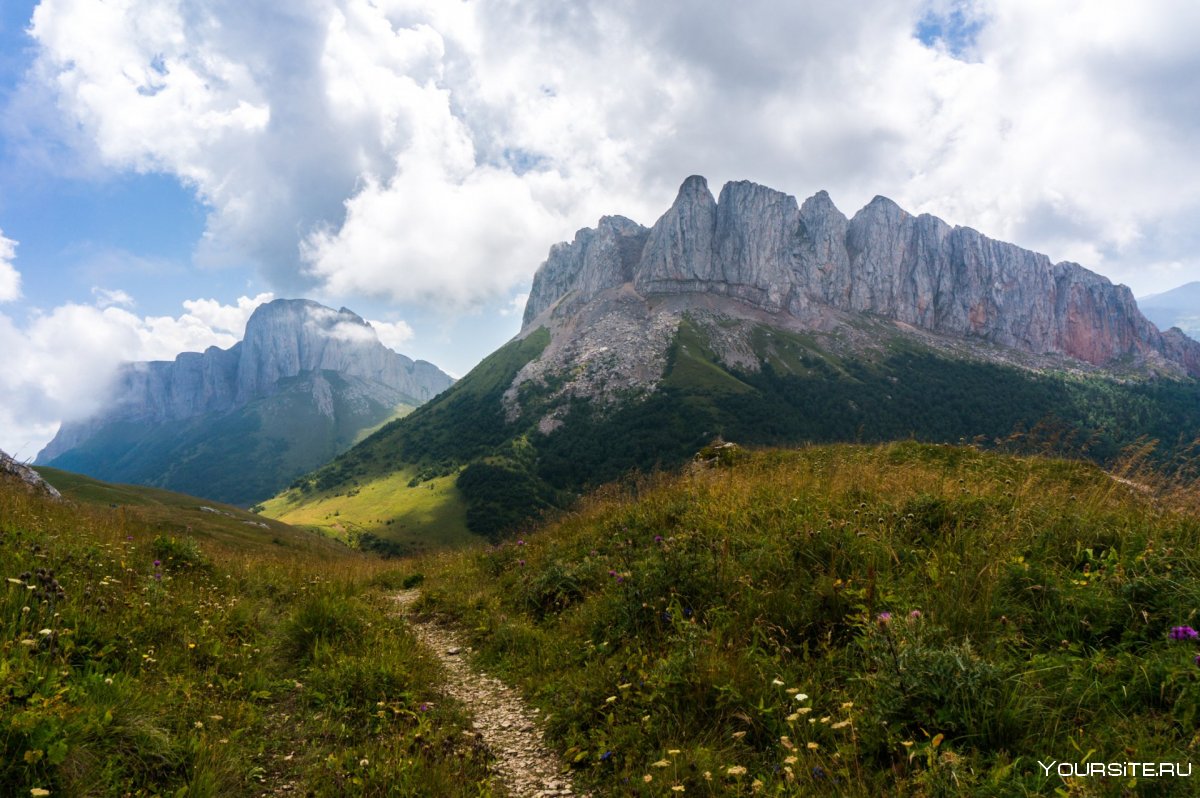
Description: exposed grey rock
xmin=521 ymin=176 xmax=1200 ymax=378
xmin=38 ymin=299 xmax=454 ymax=463
xmin=0 ymin=449 xmax=61 ymax=500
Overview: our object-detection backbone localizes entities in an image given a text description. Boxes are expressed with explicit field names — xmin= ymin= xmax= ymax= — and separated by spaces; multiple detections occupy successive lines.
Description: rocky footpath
xmin=394 ymin=590 xmax=583 ymax=798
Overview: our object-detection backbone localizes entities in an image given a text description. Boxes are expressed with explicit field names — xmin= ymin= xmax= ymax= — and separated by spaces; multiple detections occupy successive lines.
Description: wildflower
xmin=38 ymin=628 xmax=52 ymax=636
xmin=359 ymin=758 xmax=369 ymax=767
xmin=1170 ymin=626 xmax=1199 ymax=641
xmin=600 ymin=751 xmax=613 ymax=762
xmin=5 ymin=577 xmax=22 ymax=585
xmin=780 ymin=736 xmax=794 ymax=749
xmin=703 ymin=771 xmax=712 ymax=781
xmin=1194 ymin=654 xmax=1200 ymax=667
xmin=605 ymin=696 xmax=617 ymax=704
xmin=419 ymin=703 xmax=431 ymax=712
xmin=783 ymin=755 xmax=798 ymax=765
xmin=726 ymin=765 xmax=747 ymax=776
xmin=832 ymin=720 xmax=851 ymax=729
xmin=731 ymin=731 xmax=747 ymax=739
xmin=104 ymin=678 xmax=113 ymax=685
xmin=653 ymin=759 xmax=670 ymax=768
xmin=518 ymin=560 xmax=525 ymax=567
xmin=901 ymin=741 xmax=914 ymax=747
xmin=643 ymin=774 xmax=653 ymax=783
xmin=909 ymin=609 xmax=922 ymax=619
xmin=840 ymin=702 xmax=854 ymax=709
xmin=654 ymin=535 xmax=664 ymax=543
xmin=516 ymin=540 xmax=525 ymax=546
xmin=31 ymin=789 xmax=51 ymax=797
xmin=794 ymin=692 xmax=808 ymax=701
xmin=667 ymin=749 xmax=681 ymax=755
xmin=786 ymin=712 xmax=800 ymax=722
xmin=807 ymin=742 xmax=819 ymax=750
xmin=772 ymin=678 xmax=785 ymax=686
xmin=153 ymin=560 xmax=161 ymax=567
xmin=671 ymin=787 xmax=685 ymax=793
xmin=194 ymin=721 xmax=204 ymax=729
xmin=877 ymin=612 xmax=892 ymax=623
xmin=751 ymin=779 xmax=763 ymax=792
xmin=618 ymin=682 xmax=632 ymax=690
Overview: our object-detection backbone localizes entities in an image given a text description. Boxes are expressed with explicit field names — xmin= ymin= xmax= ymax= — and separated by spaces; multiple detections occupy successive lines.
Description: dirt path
xmin=393 ymin=590 xmax=584 ymax=798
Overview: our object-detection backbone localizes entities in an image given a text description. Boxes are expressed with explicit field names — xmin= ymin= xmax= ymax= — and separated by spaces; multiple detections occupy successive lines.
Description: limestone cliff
xmin=523 ymin=176 xmax=1199 ymax=377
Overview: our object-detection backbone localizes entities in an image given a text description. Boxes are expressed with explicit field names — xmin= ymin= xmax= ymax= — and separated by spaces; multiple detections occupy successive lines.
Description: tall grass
xmin=418 ymin=441 xmax=1200 ymax=796
xmin=0 ymin=482 xmax=495 ymax=796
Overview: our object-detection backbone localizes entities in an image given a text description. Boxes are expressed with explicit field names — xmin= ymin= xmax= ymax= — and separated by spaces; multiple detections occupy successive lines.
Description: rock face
xmin=0 ymin=449 xmax=61 ymax=500
xmin=39 ymin=299 xmax=453 ymax=462
xmin=523 ymin=176 xmax=1200 ymax=377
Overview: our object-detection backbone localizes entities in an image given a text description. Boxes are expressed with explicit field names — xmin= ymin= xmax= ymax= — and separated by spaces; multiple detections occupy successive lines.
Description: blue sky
xmin=2 ymin=0 xmax=1200 ymax=455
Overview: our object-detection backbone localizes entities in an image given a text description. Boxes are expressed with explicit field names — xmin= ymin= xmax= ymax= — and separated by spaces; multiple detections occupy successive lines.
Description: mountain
xmin=1138 ymin=281 xmax=1200 ymax=341
xmin=264 ymin=177 xmax=1200 ymax=541
xmin=37 ymin=298 xmax=454 ymax=506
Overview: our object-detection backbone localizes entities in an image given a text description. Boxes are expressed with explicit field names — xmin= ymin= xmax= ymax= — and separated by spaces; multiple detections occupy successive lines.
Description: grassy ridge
xmin=260 ymin=466 xmax=478 ymax=555
xmin=417 ymin=441 xmax=1200 ymax=796
xmin=0 ymin=477 xmax=496 ymax=796
xmin=273 ymin=317 xmax=1200 ymax=545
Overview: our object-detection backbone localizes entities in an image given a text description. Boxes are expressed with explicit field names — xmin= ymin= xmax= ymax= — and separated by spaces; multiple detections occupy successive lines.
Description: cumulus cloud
xmin=20 ymin=0 xmax=1200 ymax=306
xmin=368 ymin=319 xmax=414 ymax=352
xmin=0 ymin=231 xmax=20 ymax=302
xmin=0 ymin=293 xmax=275 ymax=454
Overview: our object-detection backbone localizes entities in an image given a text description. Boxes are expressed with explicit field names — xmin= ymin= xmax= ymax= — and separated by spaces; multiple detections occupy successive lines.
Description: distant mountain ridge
xmin=1138 ymin=281 xmax=1200 ymax=342
xmin=267 ymin=177 xmax=1200 ymax=543
xmin=37 ymin=298 xmax=454 ymax=505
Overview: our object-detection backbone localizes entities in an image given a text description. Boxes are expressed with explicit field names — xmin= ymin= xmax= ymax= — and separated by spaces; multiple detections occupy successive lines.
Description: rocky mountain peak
xmin=37 ymin=298 xmax=454 ymax=464
xmin=520 ymin=175 xmax=1200 ymax=378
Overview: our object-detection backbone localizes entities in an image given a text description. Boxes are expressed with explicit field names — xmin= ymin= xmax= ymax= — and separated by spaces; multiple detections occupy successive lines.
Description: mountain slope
xmin=1139 ymin=281 xmax=1200 ymax=341
xmin=37 ymin=299 xmax=454 ymax=506
xmin=416 ymin=442 xmax=1200 ymax=795
xmin=267 ymin=177 xmax=1200 ymax=542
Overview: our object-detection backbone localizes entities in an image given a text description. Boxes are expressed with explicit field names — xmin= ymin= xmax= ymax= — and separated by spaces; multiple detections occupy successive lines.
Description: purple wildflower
xmin=654 ymin=535 xmax=664 ymax=543
xmin=153 ymin=560 xmax=161 ymax=568
xmin=909 ymin=610 xmax=922 ymax=620
xmin=1170 ymin=626 xmax=1199 ymax=641
xmin=516 ymin=539 xmax=525 ymax=546
xmin=609 ymin=570 xmax=617 ymax=577
xmin=419 ymin=702 xmax=430 ymax=712
xmin=154 ymin=573 xmax=162 ymax=582
xmin=518 ymin=559 xmax=525 ymax=567
xmin=877 ymin=612 xmax=892 ymax=623
xmin=1195 ymin=654 xmax=1200 ymax=667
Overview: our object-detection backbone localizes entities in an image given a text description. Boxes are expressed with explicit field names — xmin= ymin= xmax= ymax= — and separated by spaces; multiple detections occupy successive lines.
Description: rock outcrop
xmin=1 ymin=449 xmax=62 ymax=500
xmin=523 ymin=176 xmax=1200 ymax=377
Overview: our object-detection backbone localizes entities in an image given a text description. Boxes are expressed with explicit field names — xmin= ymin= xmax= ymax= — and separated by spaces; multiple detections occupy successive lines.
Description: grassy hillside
xmin=415 ymin=441 xmax=1200 ymax=796
xmin=0 ymin=473 xmax=495 ymax=796
xmin=260 ymin=466 xmax=478 ymax=555
xmin=280 ymin=315 xmax=1200 ymax=546
xmin=45 ymin=371 xmax=415 ymax=507
xmin=36 ymin=466 xmax=349 ymax=557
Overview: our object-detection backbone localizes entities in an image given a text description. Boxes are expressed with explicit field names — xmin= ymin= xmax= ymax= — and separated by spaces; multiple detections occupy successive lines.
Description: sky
xmin=2 ymin=0 xmax=1200 ymax=457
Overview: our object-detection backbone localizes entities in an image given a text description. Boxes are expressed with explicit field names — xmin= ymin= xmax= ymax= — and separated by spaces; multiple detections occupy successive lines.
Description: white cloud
xmin=91 ymin=287 xmax=134 ymax=308
xmin=0 ymin=231 xmax=20 ymax=302
xmin=368 ymin=319 xmax=414 ymax=352
xmin=21 ymin=0 xmax=1200 ymax=303
xmin=0 ymin=293 xmax=275 ymax=454
xmin=499 ymin=293 xmax=529 ymax=318
xmin=181 ymin=292 xmax=274 ymax=337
